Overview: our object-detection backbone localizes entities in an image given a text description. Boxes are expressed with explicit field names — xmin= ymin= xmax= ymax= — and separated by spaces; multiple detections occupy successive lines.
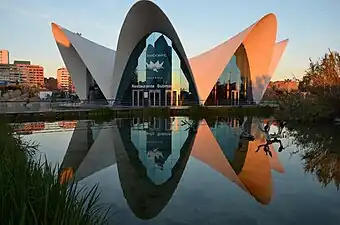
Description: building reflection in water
xmin=60 ymin=116 xmax=285 ymax=220
xmin=191 ymin=117 xmax=284 ymax=205
xmin=113 ymin=117 xmax=198 ymax=219
xmin=60 ymin=120 xmax=116 ymax=183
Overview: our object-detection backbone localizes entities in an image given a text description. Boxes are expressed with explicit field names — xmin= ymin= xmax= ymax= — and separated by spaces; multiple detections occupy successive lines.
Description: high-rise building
xmin=0 ymin=50 xmax=9 ymax=64
xmin=57 ymin=67 xmax=75 ymax=92
xmin=29 ymin=65 xmax=44 ymax=87
xmin=14 ymin=61 xmax=44 ymax=87
xmin=0 ymin=64 xmax=22 ymax=83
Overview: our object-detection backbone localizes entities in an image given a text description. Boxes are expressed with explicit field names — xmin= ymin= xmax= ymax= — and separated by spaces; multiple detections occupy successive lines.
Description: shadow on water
xmin=15 ymin=116 xmax=340 ymax=222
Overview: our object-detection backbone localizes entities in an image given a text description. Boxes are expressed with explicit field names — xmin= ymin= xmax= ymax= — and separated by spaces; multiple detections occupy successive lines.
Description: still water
xmin=14 ymin=117 xmax=340 ymax=225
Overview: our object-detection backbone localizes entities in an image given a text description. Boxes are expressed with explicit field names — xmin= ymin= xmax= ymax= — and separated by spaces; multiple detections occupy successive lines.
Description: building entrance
xmin=165 ymin=90 xmax=172 ymax=107
xmin=149 ymin=90 xmax=161 ymax=107
xmin=132 ymin=90 xmax=144 ymax=107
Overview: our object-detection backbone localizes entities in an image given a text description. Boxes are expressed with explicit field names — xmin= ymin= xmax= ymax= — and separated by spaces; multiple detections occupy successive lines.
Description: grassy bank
xmin=0 ymin=123 xmax=108 ymax=224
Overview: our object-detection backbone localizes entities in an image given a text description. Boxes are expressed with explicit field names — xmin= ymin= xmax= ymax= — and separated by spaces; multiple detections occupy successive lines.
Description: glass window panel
xmin=120 ymin=32 xmax=194 ymax=106
xmin=205 ymin=44 xmax=250 ymax=106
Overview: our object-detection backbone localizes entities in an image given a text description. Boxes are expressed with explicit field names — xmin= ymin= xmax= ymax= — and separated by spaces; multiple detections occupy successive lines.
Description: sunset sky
xmin=1 ymin=0 xmax=339 ymax=80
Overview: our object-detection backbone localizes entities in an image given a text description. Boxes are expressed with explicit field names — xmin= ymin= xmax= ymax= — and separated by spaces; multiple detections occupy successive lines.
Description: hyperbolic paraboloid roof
xmin=51 ymin=0 xmax=288 ymax=104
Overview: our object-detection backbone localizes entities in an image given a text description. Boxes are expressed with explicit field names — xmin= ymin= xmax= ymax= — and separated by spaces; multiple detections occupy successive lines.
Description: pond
xmin=14 ymin=117 xmax=340 ymax=225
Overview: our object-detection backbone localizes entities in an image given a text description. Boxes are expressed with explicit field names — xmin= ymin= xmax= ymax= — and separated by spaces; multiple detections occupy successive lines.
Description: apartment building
xmin=57 ymin=67 xmax=74 ymax=92
xmin=0 ymin=64 xmax=22 ymax=83
xmin=14 ymin=60 xmax=44 ymax=87
xmin=0 ymin=50 xmax=9 ymax=64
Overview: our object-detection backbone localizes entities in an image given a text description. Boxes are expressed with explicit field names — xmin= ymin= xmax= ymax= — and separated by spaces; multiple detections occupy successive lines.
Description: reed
xmin=0 ymin=124 xmax=109 ymax=225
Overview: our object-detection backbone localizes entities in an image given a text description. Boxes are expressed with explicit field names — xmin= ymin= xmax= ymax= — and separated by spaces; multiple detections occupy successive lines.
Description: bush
xmin=274 ymin=50 xmax=340 ymax=122
xmin=0 ymin=124 xmax=108 ymax=224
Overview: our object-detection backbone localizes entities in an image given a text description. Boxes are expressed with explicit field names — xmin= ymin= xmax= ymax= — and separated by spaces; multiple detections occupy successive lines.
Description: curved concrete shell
xmin=189 ymin=13 xmax=284 ymax=104
xmin=111 ymin=0 xmax=198 ymax=102
xmin=268 ymin=39 xmax=289 ymax=76
xmin=52 ymin=23 xmax=116 ymax=100
xmin=51 ymin=0 xmax=288 ymax=105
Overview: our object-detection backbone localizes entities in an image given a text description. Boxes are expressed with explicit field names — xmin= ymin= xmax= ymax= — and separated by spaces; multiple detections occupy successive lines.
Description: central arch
xmin=116 ymin=32 xmax=197 ymax=106
xmin=111 ymin=0 xmax=199 ymax=105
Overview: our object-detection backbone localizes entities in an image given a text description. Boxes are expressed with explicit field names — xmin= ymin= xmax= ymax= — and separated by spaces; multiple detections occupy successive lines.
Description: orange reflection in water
xmin=60 ymin=167 xmax=74 ymax=184
xmin=191 ymin=119 xmax=284 ymax=205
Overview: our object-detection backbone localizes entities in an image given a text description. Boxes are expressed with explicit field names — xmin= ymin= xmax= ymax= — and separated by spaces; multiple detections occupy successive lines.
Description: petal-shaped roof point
xmin=51 ymin=22 xmax=116 ymax=100
xmin=268 ymin=39 xmax=289 ymax=76
xmin=189 ymin=13 xmax=278 ymax=104
xmin=51 ymin=22 xmax=70 ymax=48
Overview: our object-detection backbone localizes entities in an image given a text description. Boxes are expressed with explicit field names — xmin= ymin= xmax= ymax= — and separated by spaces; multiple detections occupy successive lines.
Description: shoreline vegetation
xmin=1 ymin=105 xmax=275 ymax=122
xmin=0 ymin=123 xmax=109 ymax=224
xmin=272 ymin=50 xmax=340 ymax=123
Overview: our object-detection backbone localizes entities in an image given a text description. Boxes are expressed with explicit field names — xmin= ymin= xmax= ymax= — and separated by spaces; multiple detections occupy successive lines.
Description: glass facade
xmin=206 ymin=116 xmax=252 ymax=174
xmin=116 ymin=32 xmax=197 ymax=106
xmin=87 ymin=69 xmax=107 ymax=104
xmin=205 ymin=45 xmax=253 ymax=105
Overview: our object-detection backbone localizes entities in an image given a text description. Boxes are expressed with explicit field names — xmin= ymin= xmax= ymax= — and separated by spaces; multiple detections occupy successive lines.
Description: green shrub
xmin=0 ymin=124 xmax=109 ymax=225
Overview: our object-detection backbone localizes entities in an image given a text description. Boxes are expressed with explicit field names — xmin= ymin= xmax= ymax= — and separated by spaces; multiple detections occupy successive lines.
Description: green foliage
xmin=0 ymin=124 xmax=109 ymax=224
xmin=275 ymin=50 xmax=340 ymax=122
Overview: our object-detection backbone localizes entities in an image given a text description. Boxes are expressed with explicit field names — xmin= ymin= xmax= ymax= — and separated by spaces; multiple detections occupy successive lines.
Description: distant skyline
xmin=1 ymin=0 xmax=339 ymax=80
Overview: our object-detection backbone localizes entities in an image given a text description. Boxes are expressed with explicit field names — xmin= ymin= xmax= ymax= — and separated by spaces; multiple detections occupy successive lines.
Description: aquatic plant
xmin=0 ymin=123 xmax=109 ymax=224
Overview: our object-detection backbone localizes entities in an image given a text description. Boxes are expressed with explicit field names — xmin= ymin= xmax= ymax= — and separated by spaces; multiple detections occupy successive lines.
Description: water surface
xmin=16 ymin=117 xmax=340 ymax=225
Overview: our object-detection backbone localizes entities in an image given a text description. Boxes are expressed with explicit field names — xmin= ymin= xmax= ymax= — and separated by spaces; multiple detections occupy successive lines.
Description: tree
xmin=276 ymin=50 xmax=340 ymax=121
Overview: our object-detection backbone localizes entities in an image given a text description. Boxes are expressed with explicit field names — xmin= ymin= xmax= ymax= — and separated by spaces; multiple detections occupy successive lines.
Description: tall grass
xmin=0 ymin=123 xmax=109 ymax=225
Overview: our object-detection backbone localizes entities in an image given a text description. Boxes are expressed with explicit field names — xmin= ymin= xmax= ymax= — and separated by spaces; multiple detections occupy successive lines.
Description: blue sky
xmin=1 ymin=0 xmax=339 ymax=80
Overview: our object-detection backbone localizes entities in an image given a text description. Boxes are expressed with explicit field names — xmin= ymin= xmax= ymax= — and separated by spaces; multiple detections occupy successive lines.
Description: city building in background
xmin=51 ymin=0 xmax=288 ymax=106
xmin=0 ymin=64 xmax=22 ymax=83
xmin=57 ymin=67 xmax=75 ymax=92
xmin=261 ymin=80 xmax=299 ymax=101
xmin=0 ymin=50 xmax=9 ymax=64
xmin=269 ymin=80 xmax=299 ymax=92
xmin=14 ymin=60 xmax=44 ymax=87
